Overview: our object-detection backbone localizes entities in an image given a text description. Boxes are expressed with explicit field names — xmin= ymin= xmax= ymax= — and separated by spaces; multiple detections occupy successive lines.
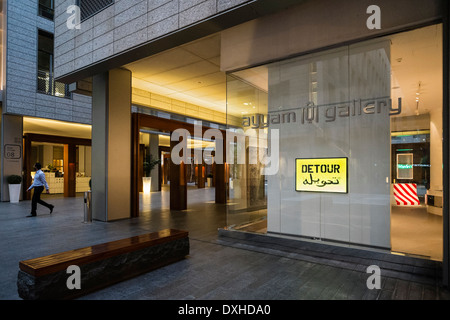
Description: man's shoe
xmin=26 ymin=214 xmax=36 ymax=218
xmin=49 ymin=205 xmax=54 ymax=214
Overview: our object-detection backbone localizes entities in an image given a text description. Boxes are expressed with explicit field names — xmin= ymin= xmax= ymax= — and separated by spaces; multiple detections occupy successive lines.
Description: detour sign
xmin=295 ymin=158 xmax=348 ymax=194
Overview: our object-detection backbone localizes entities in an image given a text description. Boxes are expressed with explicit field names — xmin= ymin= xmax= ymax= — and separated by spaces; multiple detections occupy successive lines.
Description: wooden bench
xmin=17 ymin=229 xmax=189 ymax=300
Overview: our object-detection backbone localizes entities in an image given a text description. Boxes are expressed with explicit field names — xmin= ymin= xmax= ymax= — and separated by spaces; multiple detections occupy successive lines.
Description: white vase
xmin=143 ymin=177 xmax=152 ymax=194
xmin=9 ymin=184 xmax=21 ymax=203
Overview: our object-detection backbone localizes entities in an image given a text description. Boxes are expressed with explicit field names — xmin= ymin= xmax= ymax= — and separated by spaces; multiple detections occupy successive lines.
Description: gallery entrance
xmin=131 ymin=112 xmax=228 ymax=218
xmin=225 ymin=23 xmax=444 ymax=262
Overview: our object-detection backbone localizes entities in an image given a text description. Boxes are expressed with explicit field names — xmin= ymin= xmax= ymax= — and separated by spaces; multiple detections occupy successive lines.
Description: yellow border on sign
xmin=295 ymin=158 xmax=348 ymax=194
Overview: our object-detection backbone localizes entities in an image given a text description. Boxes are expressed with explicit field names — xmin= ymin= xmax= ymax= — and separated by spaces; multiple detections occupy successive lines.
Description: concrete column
xmin=79 ymin=146 xmax=85 ymax=173
xmin=430 ymin=108 xmax=443 ymax=191
xmin=215 ymin=134 xmax=227 ymax=204
xmin=443 ymin=0 xmax=450 ymax=287
xmin=149 ymin=134 xmax=159 ymax=192
xmin=197 ymin=162 xmax=205 ymax=188
xmin=1 ymin=114 xmax=23 ymax=202
xmin=170 ymin=136 xmax=187 ymax=210
xmin=91 ymin=68 xmax=132 ymax=221
xmin=43 ymin=145 xmax=53 ymax=168
xmin=63 ymin=144 xmax=76 ymax=198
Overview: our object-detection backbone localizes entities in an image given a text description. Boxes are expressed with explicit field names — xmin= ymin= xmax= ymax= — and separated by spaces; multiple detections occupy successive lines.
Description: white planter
xmin=143 ymin=177 xmax=152 ymax=194
xmin=9 ymin=184 xmax=21 ymax=203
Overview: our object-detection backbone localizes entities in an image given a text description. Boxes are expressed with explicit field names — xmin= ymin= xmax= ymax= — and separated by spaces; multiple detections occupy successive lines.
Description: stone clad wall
xmin=54 ymin=0 xmax=252 ymax=79
xmin=6 ymin=0 xmax=92 ymax=124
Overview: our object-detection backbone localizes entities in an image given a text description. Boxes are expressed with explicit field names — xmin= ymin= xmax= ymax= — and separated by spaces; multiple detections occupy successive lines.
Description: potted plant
xmin=143 ymin=154 xmax=160 ymax=194
xmin=7 ymin=175 xmax=22 ymax=203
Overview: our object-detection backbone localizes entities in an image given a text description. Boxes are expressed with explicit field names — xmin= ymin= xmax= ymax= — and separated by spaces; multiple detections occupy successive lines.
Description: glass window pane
xmin=38 ymin=51 xmax=51 ymax=72
xmin=38 ymin=30 xmax=54 ymax=55
xmin=389 ymin=24 xmax=443 ymax=260
xmin=226 ymin=24 xmax=443 ymax=261
xmin=39 ymin=0 xmax=54 ymax=20
xmin=226 ymin=71 xmax=268 ymax=232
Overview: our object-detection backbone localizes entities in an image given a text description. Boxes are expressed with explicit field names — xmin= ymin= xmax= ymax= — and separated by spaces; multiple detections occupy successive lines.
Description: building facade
xmin=0 ymin=0 xmax=92 ymax=202
xmin=16 ymin=0 xmax=450 ymax=286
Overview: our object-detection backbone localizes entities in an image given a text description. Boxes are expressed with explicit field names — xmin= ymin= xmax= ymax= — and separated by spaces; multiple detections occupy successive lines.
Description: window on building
xmin=37 ymin=30 xmax=70 ymax=98
xmin=39 ymin=0 xmax=54 ymax=20
xmin=78 ymin=0 xmax=114 ymax=21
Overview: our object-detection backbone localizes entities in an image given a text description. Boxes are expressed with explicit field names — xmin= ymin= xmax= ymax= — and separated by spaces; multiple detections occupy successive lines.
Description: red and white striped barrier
xmin=393 ymin=183 xmax=420 ymax=206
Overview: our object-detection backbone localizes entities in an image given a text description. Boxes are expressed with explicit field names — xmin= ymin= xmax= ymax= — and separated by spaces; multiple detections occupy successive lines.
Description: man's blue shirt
xmin=27 ymin=170 xmax=49 ymax=191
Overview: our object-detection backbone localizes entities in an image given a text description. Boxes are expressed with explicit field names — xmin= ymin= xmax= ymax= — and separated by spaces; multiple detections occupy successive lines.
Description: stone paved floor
xmin=1 ymin=187 xmax=450 ymax=301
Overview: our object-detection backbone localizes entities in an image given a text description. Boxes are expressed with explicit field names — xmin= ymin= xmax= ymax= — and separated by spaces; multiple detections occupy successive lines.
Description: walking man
xmin=26 ymin=163 xmax=54 ymax=217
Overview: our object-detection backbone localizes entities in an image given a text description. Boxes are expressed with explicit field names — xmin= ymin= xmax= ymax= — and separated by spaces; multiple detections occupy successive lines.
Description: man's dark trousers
xmin=31 ymin=186 xmax=52 ymax=215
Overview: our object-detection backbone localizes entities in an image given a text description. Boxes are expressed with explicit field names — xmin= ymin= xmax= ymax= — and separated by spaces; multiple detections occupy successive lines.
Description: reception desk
xmin=426 ymin=189 xmax=443 ymax=216
xmin=46 ymin=173 xmax=64 ymax=194
xmin=76 ymin=177 xmax=91 ymax=193
xmin=31 ymin=172 xmax=91 ymax=194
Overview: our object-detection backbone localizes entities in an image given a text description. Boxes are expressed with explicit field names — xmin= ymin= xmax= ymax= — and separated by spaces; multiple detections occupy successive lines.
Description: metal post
xmin=83 ymin=190 xmax=92 ymax=223
xmin=443 ymin=0 xmax=450 ymax=287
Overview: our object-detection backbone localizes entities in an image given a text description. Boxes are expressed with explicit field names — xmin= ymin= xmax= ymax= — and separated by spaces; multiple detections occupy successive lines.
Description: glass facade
xmin=79 ymin=0 xmax=114 ymax=22
xmin=226 ymin=24 xmax=443 ymax=260
xmin=37 ymin=30 xmax=70 ymax=98
xmin=30 ymin=142 xmax=92 ymax=194
xmin=38 ymin=0 xmax=54 ymax=20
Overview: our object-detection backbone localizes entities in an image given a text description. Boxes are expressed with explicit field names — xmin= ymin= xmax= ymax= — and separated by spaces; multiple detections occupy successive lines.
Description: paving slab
xmin=0 ymin=189 xmax=449 ymax=301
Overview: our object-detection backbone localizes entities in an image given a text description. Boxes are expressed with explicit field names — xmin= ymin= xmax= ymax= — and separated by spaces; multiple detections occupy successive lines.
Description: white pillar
xmin=430 ymin=108 xmax=443 ymax=191
xmin=150 ymin=134 xmax=159 ymax=192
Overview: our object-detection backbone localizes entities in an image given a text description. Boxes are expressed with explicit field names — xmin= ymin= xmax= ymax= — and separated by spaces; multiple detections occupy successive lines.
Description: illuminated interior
xmin=225 ymin=24 xmax=443 ymax=260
